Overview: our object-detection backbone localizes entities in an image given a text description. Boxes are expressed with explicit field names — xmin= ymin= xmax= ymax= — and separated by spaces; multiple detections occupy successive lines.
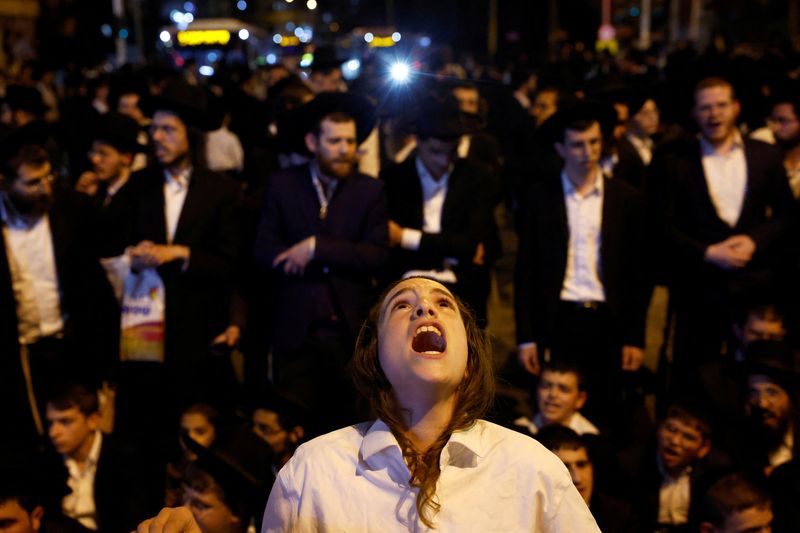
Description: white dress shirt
xmin=0 ymin=197 xmax=64 ymax=344
xmin=768 ymin=424 xmax=794 ymax=468
xmin=700 ymin=133 xmax=747 ymax=227
xmin=262 ymin=419 xmax=599 ymax=532
xmin=63 ymin=431 xmax=103 ymax=530
xmin=163 ymin=168 xmax=191 ymax=244
xmin=626 ymin=133 xmax=654 ymax=165
xmin=206 ymin=126 xmax=244 ymax=173
xmin=657 ymin=458 xmax=691 ymax=526
xmin=560 ymin=171 xmax=606 ymax=303
xmin=514 ymin=412 xmax=600 ymax=436
xmin=399 ymin=157 xmax=453 ymax=250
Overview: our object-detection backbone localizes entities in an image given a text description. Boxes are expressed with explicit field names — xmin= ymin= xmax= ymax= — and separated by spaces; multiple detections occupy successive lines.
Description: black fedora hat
xmin=91 ymin=112 xmax=146 ymax=153
xmin=541 ymin=99 xmax=618 ymax=144
xmin=743 ymin=340 xmax=800 ymax=392
xmin=4 ymin=85 xmax=49 ymax=117
xmin=297 ymin=91 xmax=376 ymax=145
xmin=310 ymin=45 xmax=345 ymax=73
xmin=148 ymin=80 xmax=212 ymax=131
xmin=412 ymin=94 xmax=483 ymax=140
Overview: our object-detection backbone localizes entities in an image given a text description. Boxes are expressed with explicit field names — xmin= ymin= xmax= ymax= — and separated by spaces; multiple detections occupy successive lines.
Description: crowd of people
xmin=0 ymin=36 xmax=799 ymax=533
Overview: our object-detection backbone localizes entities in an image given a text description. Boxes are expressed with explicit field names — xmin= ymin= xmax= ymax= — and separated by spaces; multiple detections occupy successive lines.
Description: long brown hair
xmin=350 ymin=278 xmax=495 ymax=528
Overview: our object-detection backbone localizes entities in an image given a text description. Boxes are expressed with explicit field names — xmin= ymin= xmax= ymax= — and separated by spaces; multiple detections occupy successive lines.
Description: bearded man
xmin=254 ymin=92 xmax=388 ymax=430
xmin=0 ymin=143 xmax=116 ymax=454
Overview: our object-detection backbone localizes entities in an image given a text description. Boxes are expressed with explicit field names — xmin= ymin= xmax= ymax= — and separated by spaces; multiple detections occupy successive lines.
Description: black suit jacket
xmin=648 ymin=137 xmax=796 ymax=294
xmin=614 ymin=136 xmax=647 ymax=189
xmin=515 ymin=173 xmax=649 ymax=347
xmin=42 ymin=435 xmax=160 ymax=533
xmin=0 ymin=189 xmax=117 ymax=452
xmin=380 ymin=157 xmax=500 ymax=319
xmin=123 ymin=165 xmax=241 ymax=369
xmin=616 ymin=444 xmax=734 ymax=532
xmin=254 ymin=164 xmax=389 ymax=353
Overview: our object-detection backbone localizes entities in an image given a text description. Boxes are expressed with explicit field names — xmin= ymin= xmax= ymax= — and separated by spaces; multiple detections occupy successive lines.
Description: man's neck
xmin=564 ymin=166 xmax=600 ymax=196
xmin=165 ymin=157 xmax=191 ymax=179
xmin=312 ymin=160 xmax=337 ymax=184
xmin=704 ymin=131 xmax=738 ymax=154
xmin=69 ymin=431 xmax=97 ymax=469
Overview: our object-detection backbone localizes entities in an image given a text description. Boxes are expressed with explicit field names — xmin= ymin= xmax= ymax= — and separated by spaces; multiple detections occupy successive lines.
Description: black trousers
xmin=272 ymin=324 xmax=362 ymax=434
xmin=546 ymin=302 xmax=626 ymax=430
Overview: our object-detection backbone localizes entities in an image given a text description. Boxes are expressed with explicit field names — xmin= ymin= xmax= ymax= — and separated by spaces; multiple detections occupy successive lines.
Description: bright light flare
xmin=389 ymin=62 xmax=411 ymax=83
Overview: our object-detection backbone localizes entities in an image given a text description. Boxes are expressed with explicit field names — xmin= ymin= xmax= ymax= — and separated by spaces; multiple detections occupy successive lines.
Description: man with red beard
xmin=254 ymin=92 xmax=388 ymax=431
xmin=0 ymin=142 xmax=117 ymax=455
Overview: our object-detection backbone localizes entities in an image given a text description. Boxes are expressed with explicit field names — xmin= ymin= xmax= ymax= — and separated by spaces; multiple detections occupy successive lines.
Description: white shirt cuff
xmin=400 ymin=228 xmax=422 ymax=250
xmin=518 ymin=342 xmax=537 ymax=350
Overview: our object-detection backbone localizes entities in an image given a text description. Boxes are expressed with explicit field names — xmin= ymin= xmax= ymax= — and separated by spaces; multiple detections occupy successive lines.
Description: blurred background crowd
xmin=0 ymin=1 xmax=799 ymax=532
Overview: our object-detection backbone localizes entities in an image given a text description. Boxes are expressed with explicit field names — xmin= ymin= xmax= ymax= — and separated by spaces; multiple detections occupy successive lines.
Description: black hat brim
xmin=296 ymin=91 xmax=376 ymax=146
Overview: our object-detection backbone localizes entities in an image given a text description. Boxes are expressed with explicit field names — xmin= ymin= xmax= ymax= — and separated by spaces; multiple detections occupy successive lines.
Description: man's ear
xmin=86 ymin=411 xmax=102 ymax=432
xmin=31 ymin=505 xmax=44 ymax=532
xmin=575 ymin=391 xmax=588 ymax=411
xmin=289 ymin=425 xmax=305 ymax=444
xmin=554 ymin=142 xmax=565 ymax=159
xmin=696 ymin=438 xmax=712 ymax=460
xmin=304 ymin=132 xmax=318 ymax=154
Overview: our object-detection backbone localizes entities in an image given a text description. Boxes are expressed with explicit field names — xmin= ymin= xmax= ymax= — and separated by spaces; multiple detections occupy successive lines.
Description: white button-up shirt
xmin=514 ymin=411 xmax=600 ymax=436
xmin=63 ymin=431 xmax=102 ymax=530
xmin=262 ymin=419 xmax=600 ymax=532
xmin=657 ymin=458 xmax=691 ymax=526
xmin=700 ymin=133 xmax=747 ymax=227
xmin=0 ymin=196 xmax=63 ymax=344
xmin=163 ymin=168 xmax=191 ymax=244
xmin=560 ymin=171 xmax=606 ymax=303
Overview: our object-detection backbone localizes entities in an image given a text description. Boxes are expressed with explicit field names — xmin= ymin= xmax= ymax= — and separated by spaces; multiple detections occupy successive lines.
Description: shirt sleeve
xmin=261 ymin=470 xmax=300 ymax=533
xmin=543 ymin=471 xmax=601 ymax=533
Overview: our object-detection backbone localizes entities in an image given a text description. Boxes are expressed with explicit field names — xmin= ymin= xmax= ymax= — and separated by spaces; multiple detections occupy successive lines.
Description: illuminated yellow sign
xmin=368 ymin=36 xmax=396 ymax=48
xmin=280 ymin=36 xmax=301 ymax=47
xmin=176 ymin=30 xmax=231 ymax=46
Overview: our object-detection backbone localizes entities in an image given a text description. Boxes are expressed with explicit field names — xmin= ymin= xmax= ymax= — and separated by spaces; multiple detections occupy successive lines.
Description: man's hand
xmin=518 ymin=344 xmax=540 ymax=376
xmin=621 ymin=345 xmax=645 ymax=371
xmin=472 ymin=243 xmax=485 ymax=266
xmin=130 ymin=241 xmax=189 ymax=270
xmin=388 ymin=220 xmax=403 ymax=247
xmin=273 ymin=236 xmax=314 ymax=276
xmin=135 ymin=507 xmax=201 ymax=533
xmin=75 ymin=171 xmax=100 ymax=196
xmin=212 ymin=325 xmax=241 ymax=347
xmin=704 ymin=234 xmax=756 ymax=270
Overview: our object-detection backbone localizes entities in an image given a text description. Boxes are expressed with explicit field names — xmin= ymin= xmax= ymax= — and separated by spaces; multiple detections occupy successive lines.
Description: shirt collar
xmin=415 ymin=156 xmax=452 ymax=191
xmin=360 ymin=419 xmax=488 ymax=471
xmin=163 ymin=167 xmax=192 ymax=189
xmin=626 ymin=133 xmax=653 ymax=149
xmin=106 ymin=174 xmax=130 ymax=198
xmin=560 ymin=169 xmax=604 ymax=198
xmin=699 ymin=130 xmax=745 ymax=156
xmin=310 ymin=161 xmax=338 ymax=189
xmin=0 ymin=192 xmax=43 ymax=229
xmin=64 ymin=431 xmax=103 ymax=472
xmin=656 ymin=451 xmax=692 ymax=482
